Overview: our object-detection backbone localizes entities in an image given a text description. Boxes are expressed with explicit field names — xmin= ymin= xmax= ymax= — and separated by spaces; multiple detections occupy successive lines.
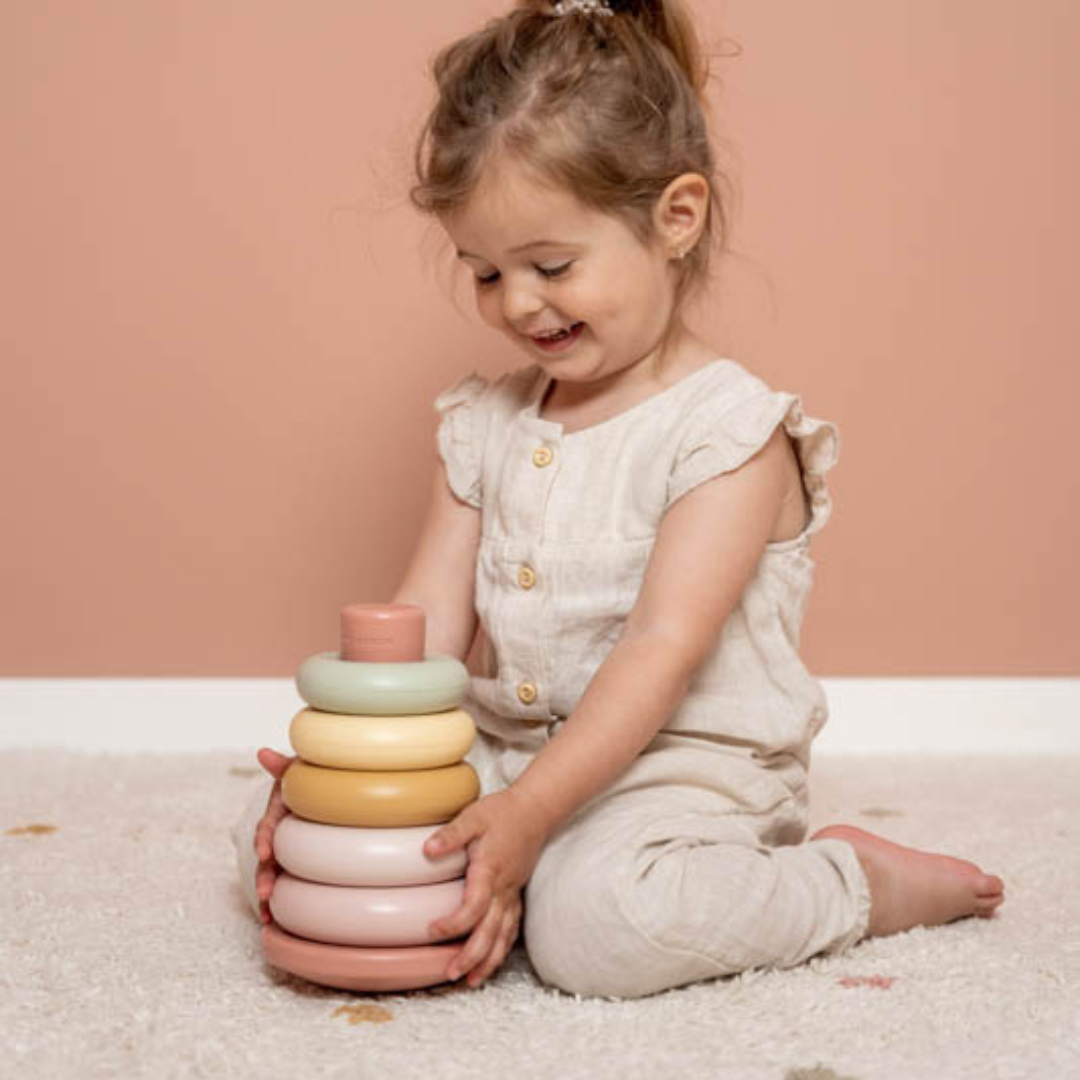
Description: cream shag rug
xmin=1 ymin=749 xmax=1077 ymax=1080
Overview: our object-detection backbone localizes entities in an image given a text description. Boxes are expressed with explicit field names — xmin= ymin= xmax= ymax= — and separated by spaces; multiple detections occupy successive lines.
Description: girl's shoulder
xmin=682 ymin=357 xmax=775 ymax=407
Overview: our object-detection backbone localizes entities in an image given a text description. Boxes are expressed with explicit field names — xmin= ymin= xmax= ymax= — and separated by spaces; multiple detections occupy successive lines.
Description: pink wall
xmin=2 ymin=1 xmax=1076 ymax=676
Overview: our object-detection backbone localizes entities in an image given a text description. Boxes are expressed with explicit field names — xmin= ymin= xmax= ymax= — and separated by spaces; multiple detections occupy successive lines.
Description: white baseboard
xmin=0 ymin=678 xmax=1076 ymax=754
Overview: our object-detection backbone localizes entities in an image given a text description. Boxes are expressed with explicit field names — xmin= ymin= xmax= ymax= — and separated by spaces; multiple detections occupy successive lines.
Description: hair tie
xmin=552 ymin=0 xmax=615 ymax=17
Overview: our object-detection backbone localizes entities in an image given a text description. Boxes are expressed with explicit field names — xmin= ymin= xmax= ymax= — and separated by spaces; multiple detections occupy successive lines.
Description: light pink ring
xmin=269 ymin=872 xmax=465 ymax=947
xmin=273 ymin=814 xmax=467 ymax=887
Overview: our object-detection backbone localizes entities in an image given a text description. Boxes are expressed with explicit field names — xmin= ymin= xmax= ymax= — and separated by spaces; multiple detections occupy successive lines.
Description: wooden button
xmin=517 ymin=681 xmax=538 ymax=705
xmin=532 ymin=447 xmax=553 ymax=468
xmin=517 ymin=565 xmax=536 ymax=590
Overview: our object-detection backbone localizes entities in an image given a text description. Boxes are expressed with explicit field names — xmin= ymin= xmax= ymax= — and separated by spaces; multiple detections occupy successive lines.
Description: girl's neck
xmin=538 ymin=330 xmax=719 ymax=432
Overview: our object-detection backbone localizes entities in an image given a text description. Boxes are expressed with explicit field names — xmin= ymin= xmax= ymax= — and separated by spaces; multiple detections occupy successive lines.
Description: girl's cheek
xmin=475 ymin=294 xmax=499 ymax=328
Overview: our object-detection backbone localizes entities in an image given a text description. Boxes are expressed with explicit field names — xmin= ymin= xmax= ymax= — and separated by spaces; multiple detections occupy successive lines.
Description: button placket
xmin=514 ymin=552 xmax=540 ymax=707
xmin=504 ymin=422 xmax=560 ymax=718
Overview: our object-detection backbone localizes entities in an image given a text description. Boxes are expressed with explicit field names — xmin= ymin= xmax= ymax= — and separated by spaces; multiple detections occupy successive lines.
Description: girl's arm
xmin=508 ymin=425 xmax=795 ymax=838
xmin=391 ymin=459 xmax=481 ymax=661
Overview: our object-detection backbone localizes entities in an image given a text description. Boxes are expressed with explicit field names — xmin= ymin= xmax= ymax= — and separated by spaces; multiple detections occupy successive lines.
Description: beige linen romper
xmin=433 ymin=357 xmax=871 ymax=998
xmin=230 ymin=357 xmax=871 ymax=999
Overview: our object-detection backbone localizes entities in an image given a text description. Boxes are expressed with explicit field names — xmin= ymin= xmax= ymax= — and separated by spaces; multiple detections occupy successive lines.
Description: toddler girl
xmin=233 ymin=0 xmax=1003 ymax=998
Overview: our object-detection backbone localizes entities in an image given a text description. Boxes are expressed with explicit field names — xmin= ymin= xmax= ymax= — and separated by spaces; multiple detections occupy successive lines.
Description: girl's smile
xmin=529 ymin=321 xmax=586 ymax=352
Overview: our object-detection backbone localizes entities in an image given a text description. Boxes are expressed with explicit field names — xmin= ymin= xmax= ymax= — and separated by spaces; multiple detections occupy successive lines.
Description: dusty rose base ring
xmin=262 ymin=923 xmax=463 ymax=992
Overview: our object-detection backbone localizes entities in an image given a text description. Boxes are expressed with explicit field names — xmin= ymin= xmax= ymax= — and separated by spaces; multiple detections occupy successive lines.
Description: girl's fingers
xmin=254 ymin=805 xmax=283 ymax=861
xmin=253 ymin=771 xmax=292 ymax=860
xmin=447 ymin=901 xmax=502 ymax=982
xmin=256 ymin=863 xmax=277 ymax=925
xmin=429 ymin=866 xmax=493 ymax=940
xmin=255 ymin=860 xmax=278 ymax=900
xmin=466 ymin=905 xmax=521 ymax=988
xmin=424 ymin=807 xmax=478 ymax=859
xmin=266 ymin=782 xmax=288 ymax=825
xmin=256 ymin=748 xmax=294 ymax=780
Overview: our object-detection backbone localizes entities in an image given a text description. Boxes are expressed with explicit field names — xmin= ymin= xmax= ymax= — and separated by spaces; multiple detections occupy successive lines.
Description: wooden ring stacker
xmin=262 ymin=923 xmax=464 ymax=992
xmin=273 ymin=814 xmax=467 ymax=886
xmin=288 ymin=707 xmax=476 ymax=771
xmin=295 ymin=652 xmax=469 ymax=716
xmin=282 ymin=759 xmax=479 ymax=827
xmin=263 ymin=603 xmax=475 ymax=992
xmin=270 ymin=873 xmax=465 ymax=947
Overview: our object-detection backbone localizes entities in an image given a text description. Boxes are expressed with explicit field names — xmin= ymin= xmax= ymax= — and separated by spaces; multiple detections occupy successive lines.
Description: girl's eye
xmin=475 ymin=262 xmax=573 ymax=287
xmin=540 ymin=262 xmax=572 ymax=279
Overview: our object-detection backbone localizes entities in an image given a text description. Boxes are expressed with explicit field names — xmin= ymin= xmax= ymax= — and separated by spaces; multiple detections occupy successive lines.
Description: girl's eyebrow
xmin=456 ymin=239 xmax=579 ymax=260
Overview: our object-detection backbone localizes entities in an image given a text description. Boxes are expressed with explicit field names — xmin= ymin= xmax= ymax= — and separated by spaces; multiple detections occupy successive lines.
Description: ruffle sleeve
xmin=666 ymin=387 xmax=841 ymax=539
xmin=432 ymin=371 xmax=491 ymax=509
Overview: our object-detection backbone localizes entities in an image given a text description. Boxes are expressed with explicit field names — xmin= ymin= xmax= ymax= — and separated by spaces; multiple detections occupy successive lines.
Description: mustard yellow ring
xmin=282 ymin=760 xmax=480 ymax=827
xmin=288 ymin=707 xmax=476 ymax=771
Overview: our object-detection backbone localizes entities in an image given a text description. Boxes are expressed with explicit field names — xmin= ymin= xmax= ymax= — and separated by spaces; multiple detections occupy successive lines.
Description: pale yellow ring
xmin=288 ymin=707 xmax=476 ymax=771
xmin=282 ymin=760 xmax=480 ymax=827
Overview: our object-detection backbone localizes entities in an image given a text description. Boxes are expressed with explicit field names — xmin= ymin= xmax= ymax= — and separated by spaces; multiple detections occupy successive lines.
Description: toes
xmin=976 ymin=873 xmax=1004 ymax=897
xmin=975 ymin=894 xmax=1004 ymax=917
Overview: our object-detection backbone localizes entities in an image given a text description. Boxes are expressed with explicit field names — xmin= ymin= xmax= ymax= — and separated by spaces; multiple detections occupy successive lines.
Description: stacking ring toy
xmin=295 ymin=651 xmax=470 ymax=716
xmin=263 ymin=923 xmax=463 ymax=992
xmin=270 ymin=873 xmax=464 ymax=947
xmin=273 ymin=814 xmax=467 ymax=886
xmin=288 ymin=707 xmax=476 ymax=771
xmin=282 ymin=760 xmax=480 ymax=827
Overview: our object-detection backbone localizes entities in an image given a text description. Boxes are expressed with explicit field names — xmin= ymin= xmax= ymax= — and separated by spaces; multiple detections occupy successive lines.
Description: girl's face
xmin=440 ymin=157 xmax=691 ymax=392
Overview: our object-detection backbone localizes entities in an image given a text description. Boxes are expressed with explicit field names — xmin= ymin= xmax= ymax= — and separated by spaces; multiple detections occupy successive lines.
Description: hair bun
xmin=608 ymin=0 xmax=662 ymax=23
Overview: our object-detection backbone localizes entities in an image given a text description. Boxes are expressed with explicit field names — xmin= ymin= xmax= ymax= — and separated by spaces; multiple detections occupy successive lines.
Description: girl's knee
xmin=523 ymin=844 xmax=702 ymax=999
xmin=523 ymin=868 xmax=639 ymax=997
xmin=520 ymin=831 xmax=624 ymax=991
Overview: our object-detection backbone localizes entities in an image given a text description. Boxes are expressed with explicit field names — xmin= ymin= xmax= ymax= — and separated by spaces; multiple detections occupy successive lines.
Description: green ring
xmin=295 ymin=652 xmax=470 ymax=716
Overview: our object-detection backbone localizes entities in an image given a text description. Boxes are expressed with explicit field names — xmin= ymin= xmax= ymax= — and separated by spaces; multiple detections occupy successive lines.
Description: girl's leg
xmin=230 ymin=775 xmax=274 ymax=920
xmin=523 ymin=789 xmax=871 ymax=999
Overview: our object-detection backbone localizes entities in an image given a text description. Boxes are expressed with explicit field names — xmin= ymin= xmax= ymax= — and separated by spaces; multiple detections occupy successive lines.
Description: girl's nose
xmin=501 ymin=280 xmax=545 ymax=325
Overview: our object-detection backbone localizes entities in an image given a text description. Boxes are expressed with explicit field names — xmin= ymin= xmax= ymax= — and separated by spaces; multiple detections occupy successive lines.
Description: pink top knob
xmin=340 ymin=603 xmax=425 ymax=663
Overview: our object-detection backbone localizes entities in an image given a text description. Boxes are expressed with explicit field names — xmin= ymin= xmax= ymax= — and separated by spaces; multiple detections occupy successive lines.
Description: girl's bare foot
xmin=812 ymin=824 xmax=1005 ymax=939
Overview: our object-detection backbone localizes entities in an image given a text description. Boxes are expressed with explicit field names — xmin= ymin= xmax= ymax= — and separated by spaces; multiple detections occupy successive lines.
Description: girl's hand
xmin=423 ymin=788 xmax=547 ymax=989
xmin=253 ymin=747 xmax=296 ymax=925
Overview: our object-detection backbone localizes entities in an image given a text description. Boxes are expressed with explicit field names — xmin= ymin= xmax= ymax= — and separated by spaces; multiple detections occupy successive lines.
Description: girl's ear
xmin=653 ymin=171 xmax=709 ymax=258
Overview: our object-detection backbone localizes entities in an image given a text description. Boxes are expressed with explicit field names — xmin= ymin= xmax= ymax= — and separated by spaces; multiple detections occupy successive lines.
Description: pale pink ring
xmin=269 ymin=872 xmax=465 ymax=947
xmin=273 ymin=814 xmax=467 ymax=887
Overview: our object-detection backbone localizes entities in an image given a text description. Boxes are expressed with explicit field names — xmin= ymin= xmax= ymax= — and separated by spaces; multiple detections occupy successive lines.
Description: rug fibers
xmin=1 ymin=750 xmax=1077 ymax=1080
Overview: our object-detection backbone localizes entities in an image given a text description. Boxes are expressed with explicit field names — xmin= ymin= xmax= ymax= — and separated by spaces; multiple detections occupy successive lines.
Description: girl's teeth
xmin=539 ymin=323 xmax=580 ymax=341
